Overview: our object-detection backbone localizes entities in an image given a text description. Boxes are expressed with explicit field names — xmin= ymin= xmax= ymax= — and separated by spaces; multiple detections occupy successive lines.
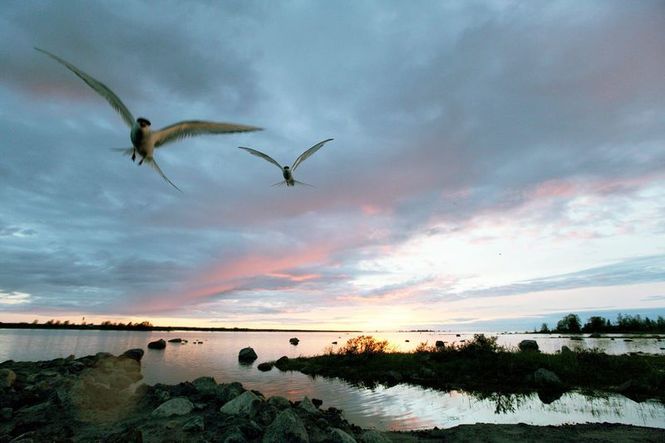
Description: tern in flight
xmin=35 ymin=47 xmax=261 ymax=191
xmin=238 ymin=138 xmax=333 ymax=187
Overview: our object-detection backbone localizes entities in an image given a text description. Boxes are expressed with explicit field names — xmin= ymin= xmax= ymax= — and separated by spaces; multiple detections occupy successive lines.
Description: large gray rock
xmin=217 ymin=382 xmax=245 ymax=404
xmin=298 ymin=396 xmax=320 ymax=414
xmin=148 ymin=339 xmax=166 ymax=350
xmin=0 ymin=369 xmax=16 ymax=388
xmin=330 ymin=428 xmax=357 ymax=443
xmin=560 ymin=345 xmax=573 ymax=355
xmin=238 ymin=347 xmax=258 ymax=363
xmin=183 ymin=415 xmax=205 ymax=432
xmin=289 ymin=337 xmax=300 ymax=345
xmin=267 ymin=396 xmax=291 ymax=410
xmin=121 ymin=348 xmax=144 ymax=362
xmin=518 ymin=340 xmax=539 ymax=352
xmin=192 ymin=376 xmax=217 ymax=394
xmin=534 ymin=368 xmax=563 ymax=388
xmin=262 ymin=409 xmax=309 ymax=443
xmin=151 ymin=397 xmax=194 ymax=417
xmin=220 ymin=390 xmax=262 ymax=417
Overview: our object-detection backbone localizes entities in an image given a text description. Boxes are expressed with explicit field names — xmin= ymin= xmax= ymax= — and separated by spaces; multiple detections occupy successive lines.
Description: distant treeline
xmin=538 ymin=313 xmax=665 ymax=334
xmin=0 ymin=319 xmax=355 ymax=333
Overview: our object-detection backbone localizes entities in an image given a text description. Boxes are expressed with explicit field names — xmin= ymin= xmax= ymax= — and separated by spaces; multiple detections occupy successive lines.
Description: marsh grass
xmin=276 ymin=334 xmax=665 ymax=401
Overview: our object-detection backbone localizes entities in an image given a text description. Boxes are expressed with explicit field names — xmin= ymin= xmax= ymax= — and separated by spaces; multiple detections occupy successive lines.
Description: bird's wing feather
xmin=35 ymin=47 xmax=135 ymax=128
xmin=154 ymin=121 xmax=262 ymax=148
xmin=144 ymin=157 xmax=182 ymax=192
xmin=271 ymin=180 xmax=288 ymax=187
xmin=111 ymin=147 xmax=134 ymax=156
xmin=291 ymin=138 xmax=333 ymax=171
xmin=237 ymin=147 xmax=283 ymax=170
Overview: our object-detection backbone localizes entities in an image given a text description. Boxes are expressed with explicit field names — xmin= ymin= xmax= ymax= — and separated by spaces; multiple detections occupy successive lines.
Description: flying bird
xmin=238 ymin=138 xmax=333 ymax=187
xmin=35 ymin=47 xmax=261 ymax=191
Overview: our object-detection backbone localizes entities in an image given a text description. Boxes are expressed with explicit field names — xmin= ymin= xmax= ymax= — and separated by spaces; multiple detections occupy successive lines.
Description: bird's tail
xmin=111 ymin=147 xmax=134 ymax=156
xmin=143 ymin=157 xmax=182 ymax=192
xmin=271 ymin=180 xmax=287 ymax=187
xmin=294 ymin=180 xmax=315 ymax=187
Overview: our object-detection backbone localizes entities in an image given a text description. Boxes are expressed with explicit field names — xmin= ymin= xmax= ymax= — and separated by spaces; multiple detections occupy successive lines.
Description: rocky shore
xmin=1 ymin=349 xmax=664 ymax=442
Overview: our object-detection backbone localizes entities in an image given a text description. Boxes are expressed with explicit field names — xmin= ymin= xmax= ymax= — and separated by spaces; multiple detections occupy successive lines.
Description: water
xmin=1 ymin=328 xmax=664 ymax=430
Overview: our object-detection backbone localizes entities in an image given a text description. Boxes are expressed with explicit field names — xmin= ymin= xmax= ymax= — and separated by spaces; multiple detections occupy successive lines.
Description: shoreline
xmin=1 ymin=349 xmax=665 ymax=441
xmin=0 ymin=324 xmax=359 ymax=333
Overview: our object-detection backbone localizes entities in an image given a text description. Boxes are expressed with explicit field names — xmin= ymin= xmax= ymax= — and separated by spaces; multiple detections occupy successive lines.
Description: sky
xmin=1 ymin=1 xmax=665 ymax=331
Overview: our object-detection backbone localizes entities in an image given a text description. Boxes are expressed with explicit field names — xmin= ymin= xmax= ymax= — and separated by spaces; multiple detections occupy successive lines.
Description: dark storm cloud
xmin=1 ymin=1 xmax=261 ymax=113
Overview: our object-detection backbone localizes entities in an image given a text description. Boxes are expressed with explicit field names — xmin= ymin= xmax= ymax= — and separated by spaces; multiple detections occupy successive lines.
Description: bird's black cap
xmin=137 ymin=117 xmax=151 ymax=126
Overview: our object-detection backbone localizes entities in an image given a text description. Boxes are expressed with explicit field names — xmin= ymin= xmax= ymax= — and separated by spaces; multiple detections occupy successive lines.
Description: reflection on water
xmin=1 ymin=329 xmax=664 ymax=430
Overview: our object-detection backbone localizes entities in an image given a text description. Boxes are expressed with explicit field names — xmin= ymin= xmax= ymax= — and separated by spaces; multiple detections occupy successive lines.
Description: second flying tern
xmin=238 ymin=138 xmax=333 ymax=187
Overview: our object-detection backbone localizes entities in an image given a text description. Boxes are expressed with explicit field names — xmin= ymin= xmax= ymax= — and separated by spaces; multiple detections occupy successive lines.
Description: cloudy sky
xmin=1 ymin=1 xmax=664 ymax=331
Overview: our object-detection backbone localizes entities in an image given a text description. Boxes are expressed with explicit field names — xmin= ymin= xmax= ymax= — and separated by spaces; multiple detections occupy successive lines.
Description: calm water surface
xmin=1 ymin=329 xmax=664 ymax=430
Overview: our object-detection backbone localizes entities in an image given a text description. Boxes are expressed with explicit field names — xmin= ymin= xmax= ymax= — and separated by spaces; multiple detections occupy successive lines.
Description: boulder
xmin=167 ymin=338 xmax=183 ymax=343
xmin=192 ymin=376 xmax=218 ymax=394
xmin=533 ymin=368 xmax=563 ymax=389
xmin=518 ymin=340 xmax=539 ymax=352
xmin=267 ymin=396 xmax=291 ymax=410
xmin=238 ymin=347 xmax=258 ymax=363
xmin=537 ymin=389 xmax=563 ymax=404
xmin=257 ymin=362 xmax=273 ymax=372
xmin=220 ymin=390 xmax=262 ymax=417
xmin=330 ymin=428 xmax=357 ymax=443
xmin=151 ymin=397 xmax=194 ymax=417
xmin=121 ymin=348 xmax=144 ymax=362
xmin=289 ymin=337 xmax=300 ymax=345
xmin=435 ymin=340 xmax=445 ymax=348
xmin=183 ymin=415 xmax=205 ymax=432
xmin=298 ymin=396 xmax=320 ymax=414
xmin=0 ymin=368 xmax=17 ymax=388
xmin=274 ymin=356 xmax=290 ymax=371
xmin=148 ymin=339 xmax=166 ymax=350
xmin=262 ymin=409 xmax=309 ymax=443
xmin=589 ymin=333 xmax=601 ymax=338
xmin=560 ymin=345 xmax=573 ymax=355
xmin=312 ymin=398 xmax=323 ymax=408
xmin=217 ymin=382 xmax=245 ymax=404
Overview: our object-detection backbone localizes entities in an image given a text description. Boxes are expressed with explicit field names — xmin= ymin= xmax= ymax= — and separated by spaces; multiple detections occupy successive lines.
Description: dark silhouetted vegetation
xmin=0 ymin=319 xmax=355 ymax=333
xmin=538 ymin=313 xmax=665 ymax=334
xmin=337 ymin=335 xmax=393 ymax=355
xmin=556 ymin=314 xmax=582 ymax=333
xmin=272 ymin=334 xmax=665 ymax=402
